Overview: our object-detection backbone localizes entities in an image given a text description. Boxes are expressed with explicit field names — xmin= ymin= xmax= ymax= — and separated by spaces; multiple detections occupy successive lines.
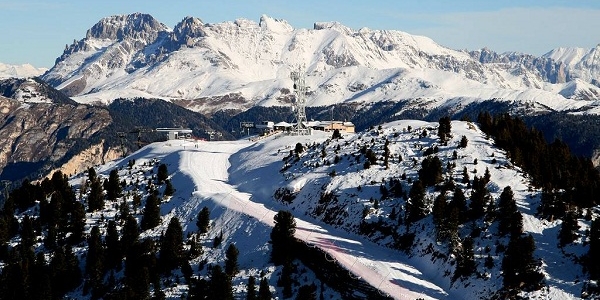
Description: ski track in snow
xmin=153 ymin=139 xmax=449 ymax=300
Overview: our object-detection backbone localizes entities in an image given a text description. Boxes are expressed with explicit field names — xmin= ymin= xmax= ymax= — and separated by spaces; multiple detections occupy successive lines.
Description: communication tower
xmin=290 ymin=68 xmax=311 ymax=135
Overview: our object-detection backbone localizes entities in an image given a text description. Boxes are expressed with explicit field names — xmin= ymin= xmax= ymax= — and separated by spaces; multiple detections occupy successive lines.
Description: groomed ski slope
xmin=123 ymin=135 xmax=448 ymax=299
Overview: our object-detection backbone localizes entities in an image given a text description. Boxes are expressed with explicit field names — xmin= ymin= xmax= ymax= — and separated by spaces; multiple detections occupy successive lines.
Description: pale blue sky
xmin=1 ymin=0 xmax=599 ymax=68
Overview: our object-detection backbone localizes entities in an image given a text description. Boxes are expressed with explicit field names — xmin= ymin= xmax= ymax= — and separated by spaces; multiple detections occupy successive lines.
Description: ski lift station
xmin=156 ymin=128 xmax=193 ymax=140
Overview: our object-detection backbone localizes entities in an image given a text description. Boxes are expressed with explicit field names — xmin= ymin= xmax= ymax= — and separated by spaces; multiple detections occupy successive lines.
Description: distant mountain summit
xmin=41 ymin=13 xmax=600 ymax=114
xmin=0 ymin=62 xmax=47 ymax=79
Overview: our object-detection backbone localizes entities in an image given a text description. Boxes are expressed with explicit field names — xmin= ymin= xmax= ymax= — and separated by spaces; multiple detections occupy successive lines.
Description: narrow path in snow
xmin=178 ymin=140 xmax=448 ymax=300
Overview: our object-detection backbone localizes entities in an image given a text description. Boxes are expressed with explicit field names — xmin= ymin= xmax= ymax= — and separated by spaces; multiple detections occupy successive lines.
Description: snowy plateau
xmin=4 ymin=119 xmax=593 ymax=299
xmin=38 ymin=13 xmax=600 ymax=115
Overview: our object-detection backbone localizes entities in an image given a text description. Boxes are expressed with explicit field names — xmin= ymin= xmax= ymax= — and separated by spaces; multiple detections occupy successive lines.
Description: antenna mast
xmin=290 ymin=67 xmax=311 ymax=135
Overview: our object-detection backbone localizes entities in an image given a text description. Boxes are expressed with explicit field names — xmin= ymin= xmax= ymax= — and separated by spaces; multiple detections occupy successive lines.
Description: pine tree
xmin=469 ymin=176 xmax=489 ymax=220
xmin=105 ymin=220 xmax=122 ymax=271
xmin=331 ymin=129 xmax=342 ymax=139
xmin=450 ymin=187 xmax=468 ymax=223
xmin=225 ymin=243 xmax=240 ymax=277
xmin=208 ymin=265 xmax=233 ymax=300
xmin=438 ymin=116 xmax=452 ymax=143
xmin=432 ymin=192 xmax=447 ymax=240
xmin=498 ymin=186 xmax=519 ymax=236
xmin=271 ymin=210 xmax=297 ymax=265
xmin=121 ymin=215 xmax=139 ymax=254
xmin=279 ymin=261 xmax=293 ymax=298
xmin=124 ymin=241 xmax=151 ymax=300
xmin=247 ymin=276 xmax=257 ymax=300
xmin=106 ymin=169 xmax=122 ymax=201
xmin=69 ymin=201 xmax=86 ymax=244
xmin=30 ymin=252 xmax=52 ymax=300
xmin=51 ymin=245 xmax=82 ymax=299
xmin=407 ymin=180 xmax=427 ymax=222
xmin=157 ymin=163 xmax=169 ymax=184
xmin=0 ymin=249 xmax=27 ymax=299
xmin=559 ymin=210 xmax=580 ymax=246
xmin=86 ymin=226 xmax=105 ymax=295
xmin=419 ymin=156 xmax=443 ymax=186
xmin=197 ymin=206 xmax=211 ymax=234
xmin=459 ymin=135 xmax=468 ymax=148
xmin=87 ymin=176 xmax=104 ymax=212
xmin=258 ymin=277 xmax=272 ymax=300
xmin=454 ymin=237 xmax=476 ymax=279
xmin=164 ymin=179 xmax=175 ymax=196
xmin=159 ymin=217 xmax=184 ymax=273
xmin=141 ymin=193 xmax=161 ymax=230
xmin=502 ymin=234 xmax=544 ymax=291
xmin=20 ymin=215 xmax=36 ymax=249
xmin=461 ymin=167 xmax=470 ymax=184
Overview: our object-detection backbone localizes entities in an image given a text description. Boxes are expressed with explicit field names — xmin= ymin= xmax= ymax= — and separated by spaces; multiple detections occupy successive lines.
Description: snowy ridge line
xmin=39 ymin=13 xmax=600 ymax=114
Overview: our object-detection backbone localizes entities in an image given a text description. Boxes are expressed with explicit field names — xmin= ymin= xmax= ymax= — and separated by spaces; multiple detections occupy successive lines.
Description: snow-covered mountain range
xmin=36 ymin=13 xmax=600 ymax=113
xmin=39 ymin=13 xmax=600 ymax=114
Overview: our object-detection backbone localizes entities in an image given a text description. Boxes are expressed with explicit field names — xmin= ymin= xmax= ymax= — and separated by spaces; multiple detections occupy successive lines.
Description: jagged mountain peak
xmin=85 ymin=13 xmax=169 ymax=41
xmin=169 ymin=16 xmax=207 ymax=47
xmin=313 ymin=21 xmax=354 ymax=35
xmin=259 ymin=14 xmax=293 ymax=33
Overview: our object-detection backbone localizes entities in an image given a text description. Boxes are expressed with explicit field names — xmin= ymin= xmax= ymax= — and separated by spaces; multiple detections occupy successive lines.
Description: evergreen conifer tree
xmin=438 ymin=116 xmax=452 ymax=144
xmin=121 ymin=215 xmax=140 ymax=254
xmin=159 ymin=217 xmax=184 ymax=273
xmin=86 ymin=226 xmax=105 ymax=296
xmin=454 ymin=237 xmax=476 ymax=279
xmin=502 ymin=234 xmax=544 ymax=291
xmin=558 ymin=210 xmax=579 ymax=246
xmin=258 ymin=277 xmax=272 ymax=300
xmin=225 ymin=243 xmax=240 ymax=277
xmin=247 ymin=276 xmax=257 ymax=300
xmin=105 ymin=220 xmax=122 ymax=271
xmin=407 ymin=180 xmax=427 ymax=222
xmin=141 ymin=193 xmax=161 ymax=230
xmin=157 ymin=163 xmax=169 ymax=184
xmin=450 ymin=187 xmax=468 ymax=223
xmin=197 ymin=206 xmax=211 ymax=234
xmin=69 ymin=201 xmax=86 ymax=244
xmin=106 ymin=169 xmax=122 ymax=201
xmin=208 ymin=265 xmax=233 ymax=300
xmin=87 ymin=176 xmax=104 ymax=212
xmin=271 ymin=210 xmax=297 ymax=265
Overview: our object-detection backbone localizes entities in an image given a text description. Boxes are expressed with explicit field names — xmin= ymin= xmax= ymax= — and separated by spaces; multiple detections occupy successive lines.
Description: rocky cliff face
xmin=0 ymin=97 xmax=112 ymax=181
xmin=469 ymin=48 xmax=568 ymax=83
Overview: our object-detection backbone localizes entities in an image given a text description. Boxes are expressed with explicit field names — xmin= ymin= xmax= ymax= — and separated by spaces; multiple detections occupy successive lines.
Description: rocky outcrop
xmin=0 ymin=97 xmax=111 ymax=181
xmin=46 ymin=140 xmax=122 ymax=179
xmin=469 ymin=48 xmax=568 ymax=83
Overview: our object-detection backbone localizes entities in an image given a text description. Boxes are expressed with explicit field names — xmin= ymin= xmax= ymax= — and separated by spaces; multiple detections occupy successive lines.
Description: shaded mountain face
xmin=0 ymin=97 xmax=111 ymax=181
xmin=41 ymin=13 xmax=600 ymax=115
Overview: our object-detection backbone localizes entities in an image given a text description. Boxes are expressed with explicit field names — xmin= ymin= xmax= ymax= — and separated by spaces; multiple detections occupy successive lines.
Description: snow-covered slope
xmin=0 ymin=62 xmax=47 ymax=79
xmin=40 ymin=13 xmax=600 ymax=114
xmin=51 ymin=119 xmax=594 ymax=299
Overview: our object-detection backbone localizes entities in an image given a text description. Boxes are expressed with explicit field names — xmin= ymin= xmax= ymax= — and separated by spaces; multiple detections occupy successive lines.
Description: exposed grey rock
xmin=0 ymin=97 xmax=111 ymax=180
